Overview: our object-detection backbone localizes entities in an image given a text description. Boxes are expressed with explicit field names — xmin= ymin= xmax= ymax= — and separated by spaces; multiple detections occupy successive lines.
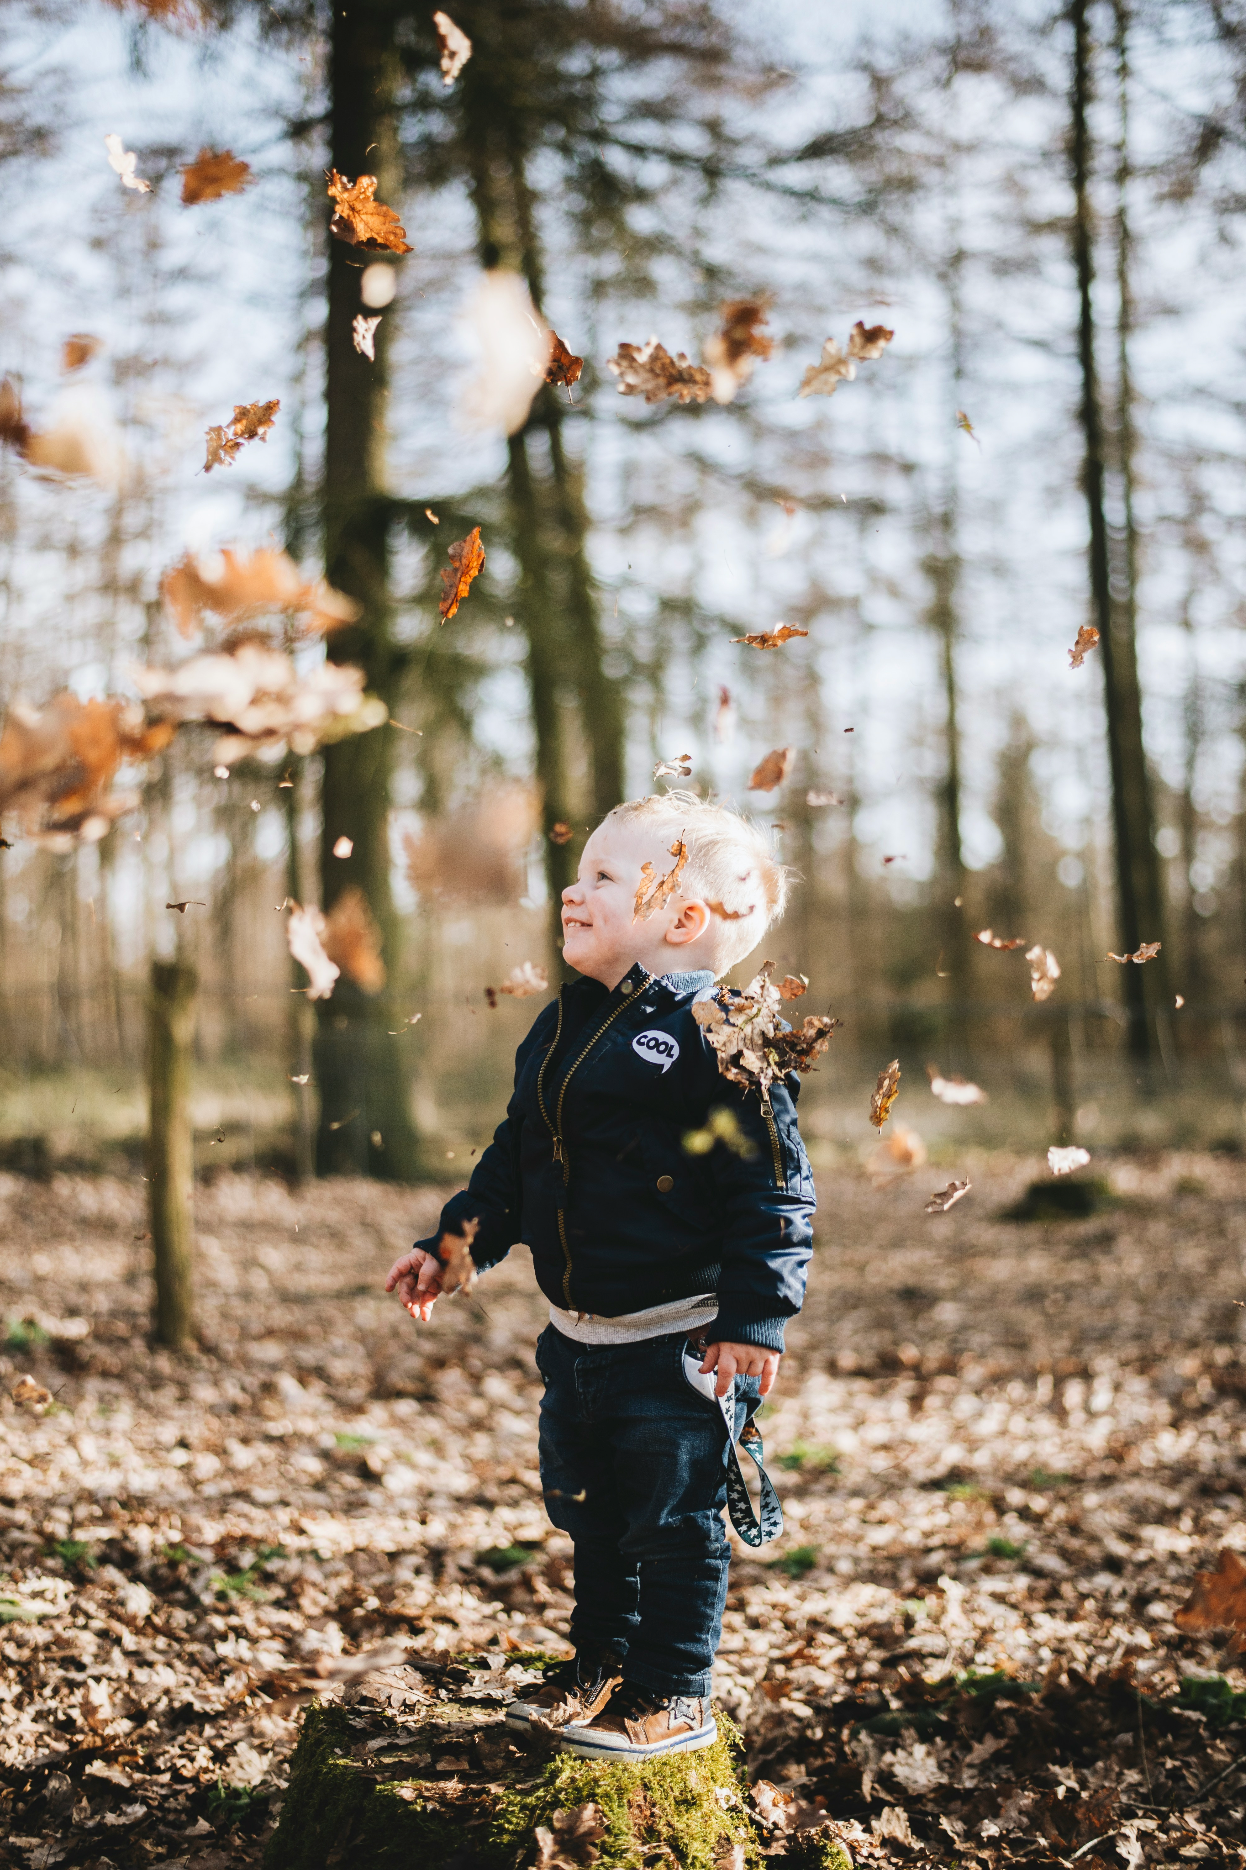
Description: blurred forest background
xmin=2 ymin=0 xmax=1246 ymax=1188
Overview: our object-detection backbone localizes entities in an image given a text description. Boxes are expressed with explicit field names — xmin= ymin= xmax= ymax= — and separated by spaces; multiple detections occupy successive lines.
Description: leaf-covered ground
xmin=2 ymin=1152 xmax=1246 ymax=1867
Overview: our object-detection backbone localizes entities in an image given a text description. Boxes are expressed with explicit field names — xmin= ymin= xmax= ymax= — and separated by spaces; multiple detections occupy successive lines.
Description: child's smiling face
xmin=561 ymin=822 xmax=713 ymax=988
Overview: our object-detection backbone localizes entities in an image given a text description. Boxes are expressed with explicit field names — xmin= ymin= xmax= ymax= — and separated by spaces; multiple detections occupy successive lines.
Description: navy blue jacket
xmin=415 ymin=965 xmax=817 ymax=1351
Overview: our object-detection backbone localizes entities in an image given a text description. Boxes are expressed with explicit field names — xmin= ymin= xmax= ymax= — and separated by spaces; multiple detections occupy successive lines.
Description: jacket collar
xmin=568 ymin=966 xmax=716 ymax=1002
xmin=658 ymin=968 xmax=716 ymax=998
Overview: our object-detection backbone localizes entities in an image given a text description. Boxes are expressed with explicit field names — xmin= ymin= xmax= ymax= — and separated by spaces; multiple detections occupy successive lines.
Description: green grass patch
xmin=6 ymin=1316 xmax=48 ymax=1349
xmin=213 ymin=1545 xmax=285 ymax=1601
xmin=942 ymin=1481 xmax=989 ymax=1501
xmin=955 ymin=1669 xmax=1039 ymax=1703
xmin=1003 ymin=1175 xmax=1117 ymax=1223
xmin=207 ymin=1779 xmax=270 ymax=1828
xmin=48 ymin=1537 xmax=97 ymax=1572
xmin=768 ymin=1544 xmax=819 ymax=1580
xmin=775 ymin=1442 xmax=840 ymax=1474
xmin=1028 ymin=1468 xmax=1073 ymax=1489
xmin=1178 ymin=1675 xmax=1246 ymax=1726
xmin=983 ymin=1536 xmax=1027 ymax=1560
xmin=476 ymin=1542 xmax=542 ymax=1572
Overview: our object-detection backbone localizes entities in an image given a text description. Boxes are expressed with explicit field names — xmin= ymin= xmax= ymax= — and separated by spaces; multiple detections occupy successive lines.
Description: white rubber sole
xmin=555 ymin=1718 xmax=717 ymax=1760
xmin=504 ymin=1699 xmax=554 ymax=1730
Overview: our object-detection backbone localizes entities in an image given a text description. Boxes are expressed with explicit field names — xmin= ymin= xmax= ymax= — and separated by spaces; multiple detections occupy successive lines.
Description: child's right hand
xmin=384 ymin=1247 xmax=444 ymax=1322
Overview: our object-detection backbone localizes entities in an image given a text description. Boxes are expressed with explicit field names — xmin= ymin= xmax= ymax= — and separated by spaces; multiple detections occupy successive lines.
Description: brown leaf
xmin=714 ymin=685 xmax=732 ymax=740
xmin=749 ymin=747 xmax=793 ymax=792
xmin=731 ymin=624 xmax=809 ymax=649
xmin=439 ymin=526 xmax=485 ymax=621
xmin=693 ymin=963 xmax=838 ymax=1101
xmin=204 ymin=400 xmax=279 ymax=472
xmin=532 ymin=1801 xmax=608 ymax=1869
xmin=750 ymin=1779 xmax=837 ymax=1837
xmin=161 ymin=546 xmax=359 ymax=637
xmin=704 ymin=295 xmax=774 ymax=404
xmin=975 ymin=928 xmax=1029 ymax=950
xmin=546 ymin=332 xmax=584 ymax=388
xmin=653 ymin=752 xmax=692 ymax=780
xmin=495 ymin=962 xmax=549 ymax=999
xmin=1175 ymin=1547 xmax=1246 ymax=1651
xmin=61 ymin=334 xmax=103 ymax=373
xmin=778 ymin=975 xmax=807 ymax=999
xmin=848 ymin=319 xmax=895 ymax=360
xmin=607 ymin=338 xmax=712 ymax=405
xmin=180 ymin=148 xmax=252 ymax=205
xmin=433 ymin=10 xmax=472 ymax=86
xmin=870 ymin=1059 xmax=901 ymax=1128
xmin=805 ymin=789 xmax=843 ymax=807
xmin=549 ymin=821 xmax=573 ymax=845
xmin=634 ymin=837 xmax=688 ymax=922
xmin=322 ymin=887 xmax=386 ymax=992
xmin=927 ymin=1066 xmax=987 ymax=1106
xmin=263 ymin=1640 xmax=413 ymax=1712
xmin=706 ymin=898 xmax=754 ymax=920
xmin=798 ymin=320 xmax=893 ymax=399
xmin=11 ymin=1374 xmax=53 ymax=1411
xmin=956 ymin=409 xmax=979 ymax=445
xmin=437 ymin=1218 xmax=480 ymax=1297
xmin=1069 ymin=623 xmax=1100 ymax=668
xmin=326 ymin=169 xmax=413 ymax=254
xmin=926 ymin=1178 xmax=971 ymax=1214
xmin=166 ymin=901 xmax=206 ymax=914
xmin=1105 ymin=941 xmax=1161 ymax=964
xmin=0 ymin=378 xmax=30 ymax=453
xmin=1026 ymin=945 xmax=1061 ymax=1002
xmin=0 ymin=693 xmax=173 ymax=841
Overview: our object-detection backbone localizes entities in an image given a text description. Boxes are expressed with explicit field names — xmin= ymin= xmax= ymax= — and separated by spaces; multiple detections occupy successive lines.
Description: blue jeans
xmin=534 ymin=1323 xmax=758 ymax=1698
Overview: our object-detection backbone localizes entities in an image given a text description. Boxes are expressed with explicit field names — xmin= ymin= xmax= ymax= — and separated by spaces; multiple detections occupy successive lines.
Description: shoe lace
xmin=604 ymin=1680 xmax=661 ymax=1721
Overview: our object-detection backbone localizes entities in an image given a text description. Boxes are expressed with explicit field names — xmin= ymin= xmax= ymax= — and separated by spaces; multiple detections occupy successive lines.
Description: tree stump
xmin=262 ymin=1656 xmax=852 ymax=1870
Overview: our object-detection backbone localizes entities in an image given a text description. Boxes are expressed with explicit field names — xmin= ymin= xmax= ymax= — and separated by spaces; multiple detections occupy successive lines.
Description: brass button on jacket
xmin=656 ymin=1174 xmax=674 ymax=1193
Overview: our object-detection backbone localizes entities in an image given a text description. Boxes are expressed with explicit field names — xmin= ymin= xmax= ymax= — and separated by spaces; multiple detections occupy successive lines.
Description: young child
xmin=385 ymin=791 xmax=816 ymax=1760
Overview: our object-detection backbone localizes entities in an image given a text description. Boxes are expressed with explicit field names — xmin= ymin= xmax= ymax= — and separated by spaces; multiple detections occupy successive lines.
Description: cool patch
xmin=632 ymin=1029 xmax=680 ymax=1073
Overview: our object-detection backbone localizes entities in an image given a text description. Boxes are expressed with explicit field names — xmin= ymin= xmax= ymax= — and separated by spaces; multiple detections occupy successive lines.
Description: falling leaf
xmin=180 ymin=148 xmax=252 ymax=205
xmin=1069 ymin=624 xmax=1100 ymax=668
xmin=61 ymin=335 xmax=102 ymax=373
xmin=549 ymin=822 xmax=573 ymax=845
xmin=533 ymin=1800 xmax=608 ymax=1870
xmin=322 ymin=888 xmax=386 ymax=992
xmin=927 ymin=1066 xmax=987 ymax=1106
xmin=779 ymin=975 xmax=808 ymax=999
xmin=289 ymin=1073 xmax=309 ymax=1085
xmin=11 ymin=1374 xmax=52 ymax=1412
xmin=425 ymin=508 xmax=440 ymax=524
xmin=714 ymin=686 xmax=732 ymax=741
xmin=870 ymin=1059 xmax=901 ymax=1129
xmin=352 ymin=315 xmax=381 ymax=361
xmin=634 ymin=837 xmax=688 ymax=921
xmin=732 ymin=624 xmax=809 ymax=650
xmin=1175 ymin=994 xmax=1185 ymax=1008
xmin=749 ymin=747 xmax=794 ymax=792
xmin=877 ymin=1123 xmax=926 ymax=1172
xmin=460 ymin=271 xmax=553 ymax=434
xmin=653 ymin=752 xmax=692 ymax=780
xmin=437 ymin=1217 xmax=479 ymax=1297
xmin=326 ymin=169 xmax=412 ymax=253
xmin=439 ymin=526 xmax=485 ymax=622
xmin=433 ymin=9 xmax=472 ymax=85
xmin=704 ymin=295 xmax=774 ymax=405
xmin=956 ymin=409 xmax=980 ymax=446
xmin=332 ymin=836 xmax=353 ymax=859
xmin=1175 ymin=1547 xmax=1246 ymax=1653
xmin=1105 ymin=941 xmax=1161 ymax=964
xmin=806 ymin=790 xmax=843 ymax=807
xmin=496 ymin=962 xmax=549 ymax=999
xmin=161 ymin=546 xmax=360 ymax=638
xmin=135 ymin=644 xmax=378 ymax=762
xmin=546 ymin=333 xmax=584 ymax=388
xmin=607 ymin=337 xmax=712 ymax=405
xmin=0 ymin=693 xmax=173 ymax=842
xmin=882 ymin=854 xmax=906 ymax=866
xmin=1026 ymin=945 xmax=1061 ymax=1002
xmin=1048 ymin=1145 xmax=1091 ymax=1176
xmin=204 ymin=399 xmax=279 ymax=472
xmin=165 ymin=901 xmax=206 ymax=914
xmin=694 ymin=964 xmax=838 ymax=1103
xmin=104 ymin=133 xmax=151 ymax=193
xmin=926 ymin=1178 xmax=971 ymax=1214
xmin=286 ymin=903 xmax=340 ymax=1000
xmin=975 ymin=928 xmax=1029 ymax=950
xmin=798 ymin=320 xmax=893 ymax=399
xmin=0 ymin=378 xmax=123 ymax=485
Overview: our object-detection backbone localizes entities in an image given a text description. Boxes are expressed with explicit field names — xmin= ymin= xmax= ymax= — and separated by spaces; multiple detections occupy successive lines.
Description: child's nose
xmin=562 ymin=881 xmax=583 ymax=903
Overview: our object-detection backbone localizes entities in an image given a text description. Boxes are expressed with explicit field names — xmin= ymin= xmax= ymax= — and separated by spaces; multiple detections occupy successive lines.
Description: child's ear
xmin=666 ymin=898 xmax=711 ymax=946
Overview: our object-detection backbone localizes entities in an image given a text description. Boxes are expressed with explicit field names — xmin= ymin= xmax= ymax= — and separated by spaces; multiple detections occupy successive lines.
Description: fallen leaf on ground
xmin=926 ymin=1179 xmax=971 ymax=1214
xmin=732 ymin=624 xmax=808 ymax=649
xmin=533 ymin=1800 xmax=607 ymax=1869
xmin=1069 ymin=624 xmax=1100 ymax=668
xmin=439 ymin=526 xmax=485 ymax=621
xmin=61 ymin=335 xmax=102 ymax=372
xmin=1175 ymin=1547 xmax=1246 ymax=1652
xmin=204 ymin=400 xmax=279 ymax=472
xmin=975 ymin=929 xmax=1028 ymax=950
xmin=180 ymin=148 xmax=252 ymax=205
xmin=322 ymin=888 xmax=386 ymax=992
xmin=460 ymin=271 xmax=553 ymax=434
xmin=607 ymin=338 xmax=712 ymax=404
xmin=437 ymin=1218 xmax=479 ymax=1296
xmin=545 ymin=333 xmax=583 ymax=388
xmin=286 ymin=904 xmax=340 ymax=1001
xmin=693 ymin=963 xmax=838 ymax=1101
xmin=549 ymin=822 xmax=573 ymax=845
xmin=352 ymin=315 xmax=381 ymax=360
xmin=161 ymin=545 xmax=359 ymax=637
xmin=749 ymin=747 xmax=793 ymax=792
xmin=927 ymin=1067 xmax=987 ymax=1106
xmin=1026 ymin=945 xmax=1061 ymax=1001
xmin=1048 ymin=1145 xmax=1091 ymax=1176
xmin=778 ymin=975 xmax=807 ymax=999
xmin=751 ymin=1778 xmax=837 ymax=1836
xmin=11 ymin=1374 xmax=53 ymax=1411
xmin=798 ymin=320 xmax=893 ymax=398
xmin=264 ymin=1641 xmax=412 ymax=1713
xmin=634 ymin=838 xmax=688 ymax=921
xmin=653 ymin=752 xmax=692 ymax=780
xmin=806 ymin=789 xmax=843 ymax=807
xmin=870 ymin=1060 xmax=902 ymax=1128
xmin=104 ymin=133 xmax=150 ymax=193
xmin=1105 ymin=941 xmax=1161 ymax=964
xmin=704 ymin=295 xmax=774 ymax=404
xmin=326 ymin=169 xmax=412 ymax=253
xmin=433 ymin=10 xmax=472 ymax=85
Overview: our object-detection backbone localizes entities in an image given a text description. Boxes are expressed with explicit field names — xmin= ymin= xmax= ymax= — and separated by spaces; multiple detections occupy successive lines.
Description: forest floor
xmin=2 ymin=1151 xmax=1246 ymax=1868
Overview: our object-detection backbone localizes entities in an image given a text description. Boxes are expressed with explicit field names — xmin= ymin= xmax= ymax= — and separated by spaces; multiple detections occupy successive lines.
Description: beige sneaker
xmin=558 ymin=1681 xmax=717 ymax=1758
xmin=504 ymin=1646 xmax=624 ymax=1731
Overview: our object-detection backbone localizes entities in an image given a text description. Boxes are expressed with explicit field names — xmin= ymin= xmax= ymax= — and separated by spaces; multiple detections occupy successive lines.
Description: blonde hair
xmin=604 ymin=789 xmax=790 ymax=974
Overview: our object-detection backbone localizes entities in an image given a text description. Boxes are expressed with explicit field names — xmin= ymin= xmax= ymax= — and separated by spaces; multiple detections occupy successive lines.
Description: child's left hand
xmin=699 ymin=1341 xmax=781 ymax=1399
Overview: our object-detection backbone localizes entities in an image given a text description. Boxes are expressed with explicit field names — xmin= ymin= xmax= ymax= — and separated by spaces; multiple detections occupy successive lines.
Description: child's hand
xmin=700 ymin=1341 xmax=781 ymax=1400
xmin=384 ymin=1247 xmax=444 ymax=1322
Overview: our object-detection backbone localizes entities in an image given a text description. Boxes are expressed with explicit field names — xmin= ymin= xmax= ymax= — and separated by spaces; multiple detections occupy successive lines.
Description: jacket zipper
xmin=540 ymin=972 xmax=654 ymax=1305
xmin=761 ymin=1103 xmax=784 ymax=1189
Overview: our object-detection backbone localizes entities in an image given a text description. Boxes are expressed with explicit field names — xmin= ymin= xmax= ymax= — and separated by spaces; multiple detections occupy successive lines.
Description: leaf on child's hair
xmin=1048 ymin=1145 xmax=1091 ymax=1176
xmin=607 ymin=338 xmax=712 ymax=405
xmin=707 ymin=898 xmax=754 ymax=920
xmin=975 ymin=928 xmax=1028 ymax=950
xmin=181 ymin=148 xmax=252 ymax=205
xmin=693 ymin=962 xmax=838 ymax=1102
xmin=798 ymin=320 xmax=893 ymax=399
xmin=749 ymin=747 xmax=793 ymax=792
xmin=1069 ymin=624 xmax=1099 ymax=668
xmin=778 ymin=975 xmax=807 ymax=1000
xmin=925 ymin=1178 xmax=971 ymax=1214
xmin=204 ymin=400 xmax=279 ymax=472
xmin=1105 ymin=941 xmax=1160 ymax=964
xmin=927 ymin=1065 xmax=987 ymax=1106
xmin=633 ymin=837 xmax=688 ymax=921
xmin=545 ymin=332 xmax=583 ymax=387
xmin=704 ymin=295 xmax=775 ymax=405
xmin=732 ymin=624 xmax=808 ymax=649
xmin=1175 ymin=1547 xmax=1246 ymax=1653
xmin=437 ymin=1218 xmax=479 ymax=1296
xmin=653 ymin=752 xmax=692 ymax=780
xmin=870 ymin=1059 xmax=901 ymax=1128
xmin=322 ymin=887 xmax=386 ymax=992
xmin=1026 ymin=945 xmax=1061 ymax=1001
xmin=439 ymin=526 xmax=485 ymax=621
xmin=326 ymin=169 xmax=413 ymax=252
xmin=433 ymin=10 xmax=472 ymax=86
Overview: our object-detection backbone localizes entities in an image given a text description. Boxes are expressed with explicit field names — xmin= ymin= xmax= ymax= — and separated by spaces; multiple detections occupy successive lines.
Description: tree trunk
xmin=317 ymin=0 xmax=418 ymax=1178
xmin=148 ymin=958 xmax=195 ymax=1349
xmin=284 ymin=760 xmax=315 ymax=1183
xmin=1069 ymin=0 xmax=1165 ymax=1063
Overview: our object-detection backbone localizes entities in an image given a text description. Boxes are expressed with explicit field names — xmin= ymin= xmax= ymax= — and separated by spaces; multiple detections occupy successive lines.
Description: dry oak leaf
xmin=134 ymin=646 xmax=377 ymax=763
xmin=352 ymin=314 xmax=381 ymax=361
xmin=433 ymin=10 xmax=473 ymax=86
xmin=1026 ymin=944 xmax=1061 ymax=1002
xmin=806 ymin=789 xmax=843 ymax=807
xmin=693 ymin=962 xmax=838 ymax=1102
xmin=926 ymin=1178 xmax=971 ymax=1214
xmin=749 ymin=746 xmax=793 ymax=792
xmin=11 ymin=1374 xmax=53 ymax=1411
xmin=1175 ymin=1547 xmax=1246 ymax=1652
xmin=975 ymin=928 xmax=1028 ymax=950
xmin=498 ymin=961 xmax=549 ymax=998
xmin=751 ymin=1779 xmax=837 ymax=1838
xmin=778 ymin=975 xmax=808 ymax=1000
xmin=549 ymin=821 xmax=573 ymax=845
xmin=61 ymin=334 xmax=103 ymax=373
xmin=0 ymin=378 xmax=122 ymax=484
xmin=1069 ymin=623 xmax=1100 ymax=668
xmin=1048 ymin=1145 xmax=1091 ymax=1176
xmin=956 ymin=409 xmax=980 ymax=446
xmin=286 ymin=903 xmax=340 ymax=1001
xmin=326 ymin=169 xmax=413 ymax=254
xmin=546 ymin=332 xmax=584 ymax=388
xmin=927 ymin=1066 xmax=987 ymax=1106
xmin=732 ymin=624 xmax=809 ymax=650
xmin=704 ymin=295 xmax=775 ymax=405
xmin=870 ymin=1059 xmax=901 ymax=1129
xmin=262 ymin=1641 xmax=412 ymax=1714
xmin=180 ymin=148 xmax=252 ymax=205
xmin=166 ymin=900 xmax=205 ymax=913
xmin=607 ymin=337 xmax=712 ymax=405
xmin=161 ymin=546 xmax=359 ymax=638
xmin=104 ymin=133 xmax=150 ymax=193
xmin=653 ymin=752 xmax=692 ymax=780
xmin=1105 ymin=941 xmax=1161 ymax=964
xmin=322 ymin=886 xmax=386 ymax=992
xmin=0 ymin=692 xmax=173 ymax=842
xmin=634 ymin=837 xmax=688 ymax=922
xmin=440 ymin=525 xmax=485 ymax=621
xmin=534 ymin=1800 xmax=607 ymax=1869
xmin=798 ymin=320 xmax=894 ymax=398
xmin=204 ymin=399 xmax=279 ymax=472
xmin=437 ymin=1217 xmax=480 ymax=1297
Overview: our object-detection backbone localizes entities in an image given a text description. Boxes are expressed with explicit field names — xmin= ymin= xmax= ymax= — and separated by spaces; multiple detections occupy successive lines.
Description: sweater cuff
xmin=704 ymin=1312 xmax=789 ymax=1353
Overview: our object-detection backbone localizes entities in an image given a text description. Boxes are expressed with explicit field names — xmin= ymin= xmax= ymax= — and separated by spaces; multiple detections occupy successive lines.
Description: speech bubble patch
xmin=632 ymin=1029 xmax=680 ymax=1073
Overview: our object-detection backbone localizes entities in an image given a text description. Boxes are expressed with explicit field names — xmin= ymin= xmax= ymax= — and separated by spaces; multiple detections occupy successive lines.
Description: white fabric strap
xmin=547 ymin=1291 xmax=718 ymax=1346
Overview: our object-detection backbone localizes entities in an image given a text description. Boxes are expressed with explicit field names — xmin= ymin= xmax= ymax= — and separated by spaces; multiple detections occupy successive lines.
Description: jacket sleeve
xmin=701 ymin=1059 xmax=816 ymax=1354
xmin=411 ymin=1001 xmax=557 ymax=1274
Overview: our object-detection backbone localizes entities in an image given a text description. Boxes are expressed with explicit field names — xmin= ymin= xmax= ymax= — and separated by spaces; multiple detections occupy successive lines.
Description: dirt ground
xmin=2 ymin=1150 xmax=1246 ymax=1867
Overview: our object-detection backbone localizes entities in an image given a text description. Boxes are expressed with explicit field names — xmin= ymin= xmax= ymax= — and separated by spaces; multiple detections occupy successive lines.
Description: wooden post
xmin=149 ymin=958 xmax=196 ymax=1348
